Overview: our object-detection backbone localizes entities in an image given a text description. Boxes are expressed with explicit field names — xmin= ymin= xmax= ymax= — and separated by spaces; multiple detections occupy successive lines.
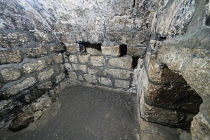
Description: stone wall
xmin=64 ymin=43 xmax=133 ymax=91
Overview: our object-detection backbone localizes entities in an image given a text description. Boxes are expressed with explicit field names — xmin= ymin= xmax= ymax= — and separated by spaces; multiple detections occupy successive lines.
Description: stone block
xmin=90 ymin=56 xmax=105 ymax=66
xmin=71 ymin=64 xmax=87 ymax=72
xmin=69 ymin=55 xmax=78 ymax=63
xmin=84 ymin=74 xmax=97 ymax=83
xmin=109 ymin=56 xmax=132 ymax=69
xmin=38 ymin=69 xmax=54 ymax=81
xmin=99 ymin=77 xmax=112 ymax=86
xmin=78 ymin=75 xmax=84 ymax=81
xmin=104 ymin=69 xmax=131 ymax=79
xmin=5 ymin=77 xmax=37 ymax=97
xmin=38 ymin=81 xmax=53 ymax=90
xmin=0 ymin=100 xmax=16 ymax=116
xmin=1 ymin=68 xmax=21 ymax=82
xmin=23 ymin=60 xmax=46 ymax=74
xmin=65 ymin=43 xmax=79 ymax=53
xmin=9 ymin=112 xmax=34 ymax=132
xmin=115 ymin=80 xmax=130 ymax=89
xmin=55 ymin=73 xmax=66 ymax=83
xmin=0 ymin=50 xmax=22 ymax=64
xmin=68 ymin=71 xmax=77 ymax=79
xmin=86 ymin=48 xmax=102 ymax=55
xmin=101 ymin=45 xmax=120 ymax=56
xmin=31 ymin=95 xmax=52 ymax=112
xmin=78 ymin=54 xmax=90 ymax=63
xmin=50 ymin=45 xmax=66 ymax=53
xmin=87 ymin=68 xmax=100 ymax=75
xmin=127 ymin=46 xmax=146 ymax=57
xmin=53 ymin=53 xmax=63 ymax=63
xmin=25 ymin=47 xmax=48 ymax=58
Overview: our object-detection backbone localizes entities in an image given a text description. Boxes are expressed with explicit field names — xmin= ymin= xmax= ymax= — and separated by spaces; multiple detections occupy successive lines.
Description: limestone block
xmin=0 ymin=50 xmax=22 ymax=64
xmin=78 ymin=54 xmax=90 ymax=63
xmin=87 ymin=68 xmax=100 ymax=75
xmin=23 ymin=60 xmax=46 ymax=74
xmin=86 ymin=48 xmax=102 ymax=55
xmin=25 ymin=47 xmax=48 ymax=58
xmin=78 ymin=75 xmax=84 ymax=81
xmin=65 ymin=43 xmax=79 ymax=53
xmin=84 ymin=74 xmax=97 ymax=83
xmin=50 ymin=45 xmax=66 ymax=53
xmin=38 ymin=69 xmax=54 ymax=81
xmin=31 ymin=95 xmax=52 ymax=112
xmin=1 ymin=68 xmax=21 ymax=82
xmin=0 ymin=100 xmax=15 ymax=115
xmin=115 ymin=80 xmax=130 ymax=89
xmin=6 ymin=77 xmax=37 ymax=97
xmin=90 ymin=56 xmax=105 ymax=66
xmin=55 ymin=73 xmax=66 ymax=83
xmin=68 ymin=71 xmax=77 ymax=79
xmin=104 ymin=69 xmax=131 ymax=79
xmin=38 ymin=81 xmax=53 ymax=90
xmin=127 ymin=46 xmax=146 ymax=57
xmin=99 ymin=77 xmax=112 ymax=86
xmin=69 ymin=55 xmax=78 ymax=63
xmin=101 ymin=45 xmax=120 ymax=56
xmin=71 ymin=64 xmax=87 ymax=72
xmin=53 ymin=53 xmax=63 ymax=63
xmin=109 ymin=56 xmax=132 ymax=69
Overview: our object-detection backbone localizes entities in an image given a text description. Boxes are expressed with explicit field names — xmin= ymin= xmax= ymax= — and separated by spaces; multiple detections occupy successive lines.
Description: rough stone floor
xmin=0 ymin=84 xmax=191 ymax=140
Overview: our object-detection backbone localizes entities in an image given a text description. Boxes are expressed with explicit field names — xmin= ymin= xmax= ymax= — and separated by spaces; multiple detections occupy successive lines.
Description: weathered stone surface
xmin=90 ymin=56 xmax=105 ymax=66
xmin=87 ymin=68 xmax=100 ymax=75
xmin=23 ymin=60 xmax=46 ymax=74
xmin=66 ymin=43 xmax=79 ymax=53
xmin=115 ymin=80 xmax=130 ymax=89
xmin=127 ymin=46 xmax=147 ymax=57
xmin=34 ymin=111 xmax=43 ymax=120
xmin=104 ymin=69 xmax=131 ymax=79
xmin=78 ymin=54 xmax=90 ymax=63
xmin=25 ymin=47 xmax=48 ymax=58
xmin=0 ymin=50 xmax=22 ymax=64
xmin=31 ymin=95 xmax=52 ymax=112
xmin=50 ymin=45 xmax=66 ymax=53
xmin=84 ymin=74 xmax=97 ymax=83
xmin=69 ymin=55 xmax=78 ymax=63
xmin=99 ymin=77 xmax=112 ymax=86
xmin=9 ymin=112 xmax=34 ymax=132
xmin=71 ymin=64 xmax=87 ymax=72
xmin=1 ymin=68 xmax=21 ymax=82
xmin=37 ymin=81 xmax=53 ymax=90
xmin=68 ymin=71 xmax=77 ymax=79
xmin=109 ymin=56 xmax=132 ymax=69
xmin=53 ymin=54 xmax=63 ymax=63
xmin=6 ymin=77 xmax=37 ymax=97
xmin=0 ymin=100 xmax=16 ymax=115
xmin=101 ymin=46 xmax=120 ymax=56
xmin=55 ymin=73 xmax=65 ymax=83
xmin=86 ymin=48 xmax=102 ymax=55
xmin=38 ymin=69 xmax=54 ymax=81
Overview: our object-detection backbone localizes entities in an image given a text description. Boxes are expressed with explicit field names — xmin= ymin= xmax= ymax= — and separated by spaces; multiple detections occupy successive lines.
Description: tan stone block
xmin=38 ymin=69 xmax=54 ymax=81
xmin=53 ymin=54 xmax=63 ymax=63
xmin=23 ymin=60 xmax=46 ymax=74
xmin=101 ymin=45 xmax=120 ymax=56
xmin=109 ymin=56 xmax=132 ymax=69
xmin=0 ymin=50 xmax=22 ymax=64
xmin=99 ymin=77 xmax=112 ymax=86
xmin=90 ymin=56 xmax=105 ymax=66
xmin=84 ymin=74 xmax=97 ymax=83
xmin=86 ymin=48 xmax=102 ymax=55
xmin=104 ymin=69 xmax=131 ymax=79
xmin=69 ymin=55 xmax=78 ymax=63
xmin=115 ymin=80 xmax=130 ymax=89
xmin=1 ymin=68 xmax=21 ymax=82
xmin=65 ymin=43 xmax=79 ymax=53
xmin=78 ymin=54 xmax=90 ymax=63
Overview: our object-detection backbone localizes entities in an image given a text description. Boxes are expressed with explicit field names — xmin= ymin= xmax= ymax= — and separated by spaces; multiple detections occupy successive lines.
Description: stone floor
xmin=0 ymin=84 xmax=191 ymax=140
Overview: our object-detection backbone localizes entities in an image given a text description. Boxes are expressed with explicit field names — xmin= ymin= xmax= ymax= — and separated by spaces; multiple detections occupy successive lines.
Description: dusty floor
xmin=0 ymin=84 xmax=192 ymax=140
xmin=1 ymin=85 xmax=139 ymax=140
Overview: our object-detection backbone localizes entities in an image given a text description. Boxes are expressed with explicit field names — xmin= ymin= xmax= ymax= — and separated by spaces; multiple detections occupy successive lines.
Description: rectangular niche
xmin=78 ymin=42 xmax=102 ymax=55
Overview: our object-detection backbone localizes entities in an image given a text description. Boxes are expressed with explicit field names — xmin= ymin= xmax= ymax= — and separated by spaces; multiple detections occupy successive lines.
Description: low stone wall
xmin=64 ymin=43 xmax=134 ymax=91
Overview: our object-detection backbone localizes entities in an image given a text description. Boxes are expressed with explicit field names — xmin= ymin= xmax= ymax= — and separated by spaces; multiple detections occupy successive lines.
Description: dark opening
xmin=120 ymin=45 xmax=127 ymax=56
xmin=78 ymin=42 xmax=102 ymax=54
xmin=205 ymin=15 xmax=210 ymax=26
xmin=133 ymin=0 xmax=136 ymax=7
xmin=157 ymin=36 xmax=167 ymax=41
xmin=132 ymin=56 xmax=140 ymax=69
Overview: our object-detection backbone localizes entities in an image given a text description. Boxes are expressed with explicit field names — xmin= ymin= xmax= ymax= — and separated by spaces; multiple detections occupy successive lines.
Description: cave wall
xmin=0 ymin=0 xmax=209 ymax=139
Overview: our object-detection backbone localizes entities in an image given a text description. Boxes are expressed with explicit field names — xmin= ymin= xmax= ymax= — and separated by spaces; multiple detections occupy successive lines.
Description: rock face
xmin=0 ymin=0 xmax=209 ymax=139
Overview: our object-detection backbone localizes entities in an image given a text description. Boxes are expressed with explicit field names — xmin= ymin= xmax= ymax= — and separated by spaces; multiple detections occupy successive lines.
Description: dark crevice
xmin=205 ymin=15 xmax=210 ymax=26
xmin=133 ymin=0 xmax=136 ymax=7
xmin=78 ymin=42 xmax=102 ymax=54
xmin=132 ymin=56 xmax=140 ymax=69
xmin=120 ymin=45 xmax=127 ymax=56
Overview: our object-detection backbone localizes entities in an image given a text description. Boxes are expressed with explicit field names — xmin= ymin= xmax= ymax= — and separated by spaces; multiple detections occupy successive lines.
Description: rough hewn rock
xmin=5 ymin=77 xmax=37 ymax=97
xmin=53 ymin=54 xmax=63 ymax=63
xmin=86 ymin=48 xmax=102 ymax=55
xmin=78 ymin=54 xmax=90 ymax=63
xmin=101 ymin=46 xmax=120 ymax=56
xmin=66 ymin=43 xmax=79 ymax=53
xmin=9 ymin=112 xmax=34 ymax=132
xmin=104 ymin=69 xmax=131 ymax=79
xmin=109 ymin=56 xmax=132 ymax=69
xmin=31 ymin=95 xmax=52 ymax=112
xmin=1 ymin=68 xmax=21 ymax=82
xmin=23 ymin=60 xmax=46 ymax=74
xmin=68 ymin=71 xmax=77 ymax=79
xmin=99 ymin=77 xmax=112 ymax=86
xmin=0 ymin=100 xmax=16 ymax=115
xmin=37 ymin=81 xmax=53 ymax=90
xmin=90 ymin=56 xmax=105 ymax=66
xmin=38 ymin=69 xmax=54 ymax=81
xmin=0 ymin=50 xmax=22 ymax=64
xmin=25 ymin=47 xmax=48 ymax=58
xmin=55 ymin=73 xmax=66 ymax=83
xmin=87 ymin=68 xmax=100 ymax=75
xmin=69 ymin=55 xmax=78 ymax=63
xmin=84 ymin=74 xmax=97 ymax=83
xmin=115 ymin=80 xmax=130 ymax=89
